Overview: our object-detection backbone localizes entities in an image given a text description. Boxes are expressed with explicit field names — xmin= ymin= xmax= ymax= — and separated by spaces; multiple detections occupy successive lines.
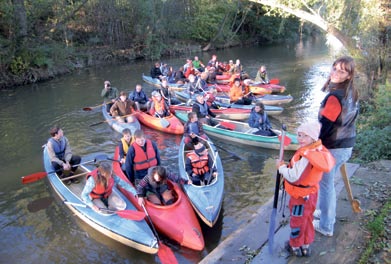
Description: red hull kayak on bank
xmin=113 ymin=147 xmax=205 ymax=251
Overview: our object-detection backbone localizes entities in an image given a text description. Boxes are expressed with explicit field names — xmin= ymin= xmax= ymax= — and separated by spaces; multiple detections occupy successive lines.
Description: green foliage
xmin=354 ymin=82 xmax=391 ymax=162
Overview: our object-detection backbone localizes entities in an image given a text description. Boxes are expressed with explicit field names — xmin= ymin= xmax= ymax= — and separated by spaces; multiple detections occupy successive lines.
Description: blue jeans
xmin=318 ymin=147 xmax=352 ymax=234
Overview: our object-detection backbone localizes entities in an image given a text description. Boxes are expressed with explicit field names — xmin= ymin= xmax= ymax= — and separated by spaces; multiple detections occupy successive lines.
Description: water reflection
xmin=0 ymin=39 xmax=334 ymax=263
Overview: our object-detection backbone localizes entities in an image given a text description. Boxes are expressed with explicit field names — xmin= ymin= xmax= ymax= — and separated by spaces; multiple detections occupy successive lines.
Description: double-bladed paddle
xmin=141 ymin=203 xmax=178 ymax=264
xmin=268 ymin=124 xmax=287 ymax=254
xmin=64 ymin=201 xmax=146 ymax=221
xmin=89 ymin=113 xmax=136 ymax=127
xmin=83 ymin=102 xmax=110 ymax=111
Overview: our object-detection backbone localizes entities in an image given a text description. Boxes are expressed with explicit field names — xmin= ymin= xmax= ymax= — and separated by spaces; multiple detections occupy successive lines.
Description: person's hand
xmin=120 ymin=158 xmax=125 ymax=164
xmin=187 ymin=179 xmax=192 ymax=185
xmin=276 ymin=160 xmax=285 ymax=169
xmin=212 ymin=172 xmax=218 ymax=177
xmin=63 ymin=162 xmax=71 ymax=171
xmin=138 ymin=197 xmax=145 ymax=207
xmin=92 ymin=205 xmax=100 ymax=212
xmin=190 ymin=133 xmax=195 ymax=138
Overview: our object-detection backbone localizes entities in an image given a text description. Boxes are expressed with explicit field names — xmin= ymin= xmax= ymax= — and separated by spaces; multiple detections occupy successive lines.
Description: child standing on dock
xmin=277 ymin=120 xmax=335 ymax=257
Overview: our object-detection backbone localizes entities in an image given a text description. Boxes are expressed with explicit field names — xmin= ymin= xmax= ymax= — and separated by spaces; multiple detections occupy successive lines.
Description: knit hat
xmin=297 ymin=120 xmax=321 ymax=141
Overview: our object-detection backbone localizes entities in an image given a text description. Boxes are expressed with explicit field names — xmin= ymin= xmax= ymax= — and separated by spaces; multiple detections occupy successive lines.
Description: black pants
xmin=51 ymin=155 xmax=81 ymax=175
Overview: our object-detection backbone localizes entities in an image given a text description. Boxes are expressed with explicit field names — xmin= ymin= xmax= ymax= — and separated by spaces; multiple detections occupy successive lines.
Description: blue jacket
xmin=248 ymin=107 xmax=272 ymax=130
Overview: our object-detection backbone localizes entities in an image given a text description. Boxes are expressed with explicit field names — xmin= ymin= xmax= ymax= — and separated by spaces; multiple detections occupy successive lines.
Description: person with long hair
xmin=81 ymin=162 xmax=136 ymax=212
xmin=314 ymin=56 xmax=359 ymax=237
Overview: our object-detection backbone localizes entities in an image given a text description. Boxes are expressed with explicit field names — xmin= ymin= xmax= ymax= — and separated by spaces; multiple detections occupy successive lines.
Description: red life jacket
xmin=87 ymin=169 xmax=115 ymax=199
xmin=284 ymin=140 xmax=335 ymax=199
xmin=132 ymin=140 xmax=158 ymax=171
xmin=187 ymin=152 xmax=209 ymax=175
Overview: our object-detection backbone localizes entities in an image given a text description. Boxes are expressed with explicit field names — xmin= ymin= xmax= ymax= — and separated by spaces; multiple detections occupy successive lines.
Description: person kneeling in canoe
xmin=110 ymin=91 xmax=137 ymax=123
xmin=248 ymin=102 xmax=277 ymax=136
xmin=81 ymin=161 xmax=137 ymax=213
xmin=137 ymin=166 xmax=182 ymax=206
xmin=186 ymin=142 xmax=217 ymax=186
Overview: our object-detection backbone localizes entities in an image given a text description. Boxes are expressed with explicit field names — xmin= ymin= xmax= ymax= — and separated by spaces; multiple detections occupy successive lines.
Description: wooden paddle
xmin=141 ymin=204 xmax=178 ymax=264
xmin=83 ymin=102 xmax=109 ymax=111
xmin=268 ymin=124 xmax=287 ymax=254
xmin=340 ymin=163 xmax=362 ymax=213
xmin=21 ymin=158 xmax=98 ymax=184
xmin=64 ymin=201 xmax=146 ymax=221
xmin=89 ymin=113 xmax=136 ymax=127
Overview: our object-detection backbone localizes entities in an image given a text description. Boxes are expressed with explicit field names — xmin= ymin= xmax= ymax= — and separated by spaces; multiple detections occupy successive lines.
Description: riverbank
xmin=200 ymin=160 xmax=391 ymax=264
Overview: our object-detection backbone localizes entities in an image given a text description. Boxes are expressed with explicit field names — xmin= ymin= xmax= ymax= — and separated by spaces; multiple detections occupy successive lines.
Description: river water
xmin=0 ymin=37 xmax=333 ymax=263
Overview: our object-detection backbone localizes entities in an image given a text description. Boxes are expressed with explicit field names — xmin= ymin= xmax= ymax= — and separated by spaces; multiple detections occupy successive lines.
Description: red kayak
xmin=113 ymin=147 xmax=205 ymax=251
xmin=169 ymin=103 xmax=251 ymax=121
xmin=134 ymin=111 xmax=184 ymax=135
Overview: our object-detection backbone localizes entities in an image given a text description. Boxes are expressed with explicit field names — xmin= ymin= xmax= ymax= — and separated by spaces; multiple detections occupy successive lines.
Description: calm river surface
xmin=0 ymin=38 xmax=334 ymax=263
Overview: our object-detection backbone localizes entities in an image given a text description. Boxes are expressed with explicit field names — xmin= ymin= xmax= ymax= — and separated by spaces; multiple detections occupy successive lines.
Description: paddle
xmin=218 ymin=121 xmax=236 ymax=130
xmin=269 ymin=78 xmax=280 ymax=85
xmin=268 ymin=124 xmax=287 ymax=254
xmin=207 ymin=151 xmax=219 ymax=185
xmin=340 ymin=163 xmax=362 ymax=213
xmin=89 ymin=113 xmax=136 ymax=127
xmin=157 ymin=115 xmax=170 ymax=128
xmin=83 ymin=102 xmax=110 ymax=111
xmin=141 ymin=204 xmax=178 ymax=264
xmin=21 ymin=157 xmax=101 ymax=184
xmin=64 ymin=201 xmax=146 ymax=221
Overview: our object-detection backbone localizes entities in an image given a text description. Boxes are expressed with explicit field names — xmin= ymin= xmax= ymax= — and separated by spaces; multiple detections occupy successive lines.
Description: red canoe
xmin=134 ymin=111 xmax=184 ymax=135
xmin=169 ymin=103 xmax=251 ymax=121
xmin=113 ymin=147 xmax=205 ymax=251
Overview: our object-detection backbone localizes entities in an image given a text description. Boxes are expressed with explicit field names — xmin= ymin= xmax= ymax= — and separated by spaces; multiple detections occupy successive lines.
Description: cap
xmin=297 ymin=120 xmax=321 ymax=141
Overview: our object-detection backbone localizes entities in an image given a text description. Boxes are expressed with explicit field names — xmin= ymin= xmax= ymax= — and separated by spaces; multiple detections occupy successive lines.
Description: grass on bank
xmin=358 ymin=200 xmax=391 ymax=264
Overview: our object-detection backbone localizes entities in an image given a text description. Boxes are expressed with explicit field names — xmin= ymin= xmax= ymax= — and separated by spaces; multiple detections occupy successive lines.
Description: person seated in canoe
xmin=227 ymin=60 xmax=235 ymax=73
xmin=229 ymin=78 xmax=252 ymax=105
xmin=206 ymin=66 xmax=217 ymax=84
xmin=101 ymin=80 xmax=119 ymax=113
xmin=81 ymin=161 xmax=137 ymax=213
xmin=185 ymin=142 xmax=218 ymax=186
xmin=150 ymin=61 xmax=164 ymax=80
xmin=137 ymin=166 xmax=180 ymax=206
xmin=254 ymin=65 xmax=270 ymax=84
xmin=128 ymin=84 xmax=149 ymax=111
xmin=47 ymin=125 xmax=81 ymax=185
xmin=118 ymin=128 xmax=133 ymax=173
xmin=192 ymin=93 xmax=219 ymax=126
xmin=155 ymin=78 xmax=181 ymax=106
xmin=110 ymin=91 xmax=137 ymax=123
xmin=193 ymin=56 xmax=205 ymax=72
xmin=205 ymin=87 xmax=220 ymax=109
xmin=149 ymin=91 xmax=170 ymax=118
xmin=186 ymin=74 xmax=205 ymax=102
xmin=248 ymin=102 xmax=277 ymax=136
xmin=184 ymin=112 xmax=208 ymax=149
xmin=173 ymin=66 xmax=186 ymax=84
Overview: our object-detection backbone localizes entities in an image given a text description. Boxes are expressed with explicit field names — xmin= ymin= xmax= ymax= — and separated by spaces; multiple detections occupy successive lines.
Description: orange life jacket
xmin=284 ymin=140 xmax=335 ymax=199
xmin=151 ymin=97 xmax=166 ymax=115
xmin=187 ymin=152 xmax=210 ymax=175
xmin=87 ymin=169 xmax=115 ymax=199
xmin=132 ymin=140 xmax=158 ymax=171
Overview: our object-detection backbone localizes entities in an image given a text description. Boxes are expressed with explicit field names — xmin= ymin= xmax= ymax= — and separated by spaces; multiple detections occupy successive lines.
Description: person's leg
xmin=51 ymin=161 xmax=64 ymax=176
xmin=108 ymin=193 xmax=126 ymax=211
xmin=69 ymin=155 xmax=81 ymax=173
xmin=318 ymin=148 xmax=352 ymax=234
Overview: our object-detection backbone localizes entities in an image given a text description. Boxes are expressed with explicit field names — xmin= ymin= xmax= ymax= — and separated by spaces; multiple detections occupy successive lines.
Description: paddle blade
xmin=157 ymin=241 xmax=178 ymax=264
xmin=160 ymin=117 xmax=170 ymax=128
xmin=278 ymin=135 xmax=292 ymax=146
xmin=219 ymin=121 xmax=236 ymax=130
xmin=268 ymin=208 xmax=277 ymax=254
xmin=270 ymin=78 xmax=279 ymax=84
xmin=22 ymin=172 xmax=47 ymax=184
xmin=82 ymin=107 xmax=93 ymax=111
xmin=116 ymin=210 xmax=146 ymax=221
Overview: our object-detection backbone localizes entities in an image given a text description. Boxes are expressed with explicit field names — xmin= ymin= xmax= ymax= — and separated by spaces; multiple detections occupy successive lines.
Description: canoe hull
xmin=113 ymin=147 xmax=205 ymax=251
xmin=101 ymin=106 xmax=141 ymax=134
xmin=42 ymin=148 xmax=158 ymax=254
xmin=175 ymin=111 xmax=299 ymax=151
xmin=215 ymin=94 xmax=293 ymax=106
xmin=178 ymin=137 xmax=224 ymax=227
xmin=169 ymin=103 xmax=250 ymax=121
xmin=135 ymin=111 xmax=184 ymax=135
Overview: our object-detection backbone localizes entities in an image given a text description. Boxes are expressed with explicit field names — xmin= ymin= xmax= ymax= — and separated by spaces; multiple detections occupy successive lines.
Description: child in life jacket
xmin=277 ymin=120 xmax=335 ymax=257
xmin=183 ymin=112 xmax=208 ymax=148
xmin=186 ymin=142 xmax=217 ymax=186
xmin=118 ymin=128 xmax=133 ymax=174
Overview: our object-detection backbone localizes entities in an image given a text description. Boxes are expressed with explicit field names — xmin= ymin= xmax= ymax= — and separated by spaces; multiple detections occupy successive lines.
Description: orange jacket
xmin=284 ymin=140 xmax=335 ymax=199
xmin=87 ymin=169 xmax=115 ymax=199
xmin=229 ymin=84 xmax=244 ymax=102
